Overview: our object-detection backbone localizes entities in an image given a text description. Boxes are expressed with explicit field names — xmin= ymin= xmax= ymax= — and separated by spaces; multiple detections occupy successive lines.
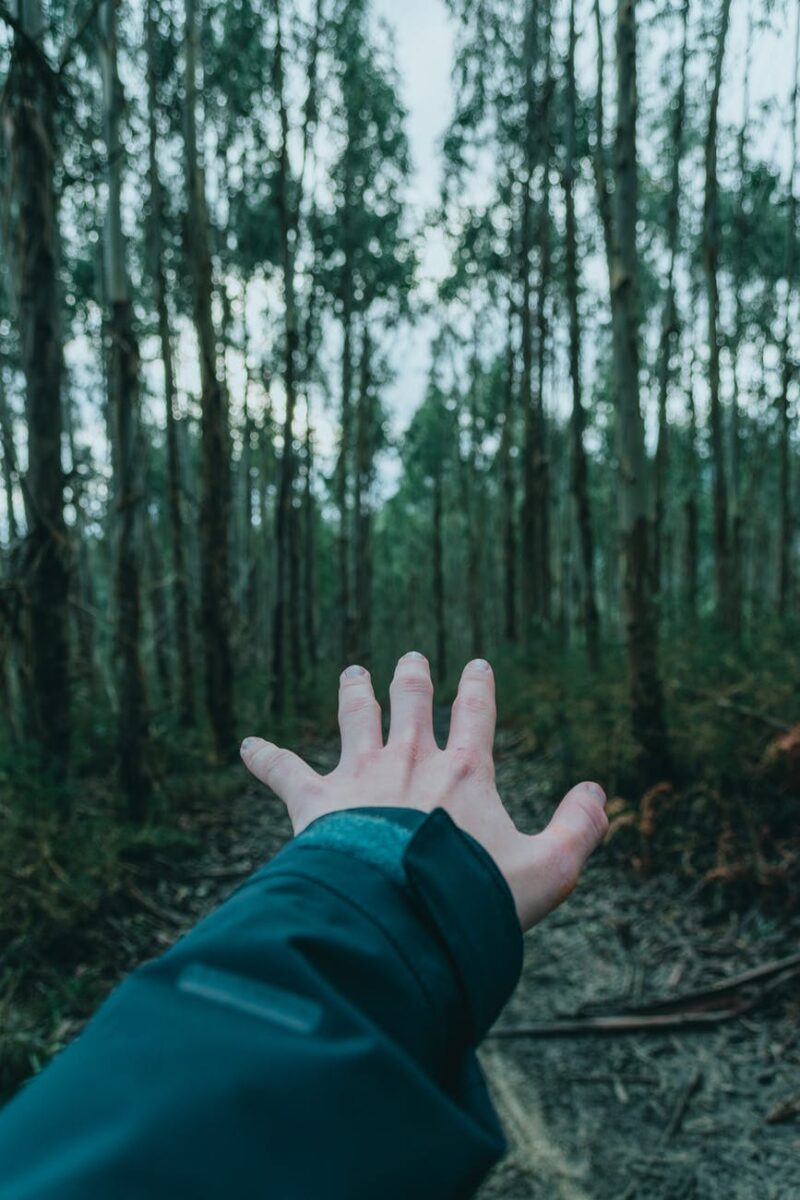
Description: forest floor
xmin=6 ymin=711 xmax=800 ymax=1198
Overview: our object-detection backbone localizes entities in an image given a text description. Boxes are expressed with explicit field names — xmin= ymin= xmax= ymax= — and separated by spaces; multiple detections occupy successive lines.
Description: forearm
xmin=0 ymin=807 xmax=522 ymax=1200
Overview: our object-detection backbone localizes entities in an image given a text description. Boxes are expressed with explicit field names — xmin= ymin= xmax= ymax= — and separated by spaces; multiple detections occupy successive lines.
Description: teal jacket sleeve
xmin=0 ymin=806 xmax=523 ymax=1200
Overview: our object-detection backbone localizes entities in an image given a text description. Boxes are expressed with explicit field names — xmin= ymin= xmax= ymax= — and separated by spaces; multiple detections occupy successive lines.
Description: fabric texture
xmin=0 ymin=805 xmax=524 ymax=1200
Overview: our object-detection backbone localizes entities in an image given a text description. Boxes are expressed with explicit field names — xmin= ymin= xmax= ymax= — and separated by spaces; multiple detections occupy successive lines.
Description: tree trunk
xmin=654 ymin=0 xmax=689 ymax=602
xmin=0 ymin=372 xmax=20 ymax=546
xmin=498 ymin=300 xmax=517 ymax=644
xmin=146 ymin=0 xmax=195 ymax=726
xmin=564 ymin=0 xmax=599 ymax=669
xmin=609 ymin=0 xmax=670 ymax=781
xmin=4 ymin=4 xmax=71 ymax=774
xmin=703 ymin=0 xmax=733 ymax=626
xmin=183 ymin=0 xmax=235 ymax=757
xmin=432 ymin=465 xmax=446 ymax=681
xmin=272 ymin=0 xmax=301 ymax=715
xmin=684 ymin=332 xmax=699 ymax=623
xmin=778 ymin=0 xmax=800 ymax=614
xmin=354 ymin=324 xmax=374 ymax=665
xmin=302 ymin=411 xmax=318 ymax=669
xmin=100 ymin=0 xmax=150 ymax=818
xmin=519 ymin=0 xmax=540 ymax=637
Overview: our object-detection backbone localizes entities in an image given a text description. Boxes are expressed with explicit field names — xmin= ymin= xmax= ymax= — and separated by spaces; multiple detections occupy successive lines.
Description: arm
xmin=0 ymin=654 xmax=607 ymax=1200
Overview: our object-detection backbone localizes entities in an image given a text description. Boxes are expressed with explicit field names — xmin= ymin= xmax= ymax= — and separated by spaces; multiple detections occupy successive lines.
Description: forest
xmin=1 ymin=0 xmax=800 ymax=1185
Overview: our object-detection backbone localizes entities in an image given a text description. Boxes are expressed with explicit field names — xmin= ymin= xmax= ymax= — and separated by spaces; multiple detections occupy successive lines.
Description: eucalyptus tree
xmin=562 ymin=0 xmax=599 ymax=668
xmin=778 ymin=0 xmax=800 ymax=614
xmin=98 ymin=0 xmax=150 ymax=816
xmin=315 ymin=0 xmax=414 ymax=663
xmin=703 ymin=0 xmax=734 ymax=627
xmin=145 ymin=0 xmax=195 ymax=727
xmin=0 ymin=0 xmax=84 ymax=774
xmin=600 ymin=0 xmax=671 ymax=779
xmin=183 ymin=0 xmax=235 ymax=757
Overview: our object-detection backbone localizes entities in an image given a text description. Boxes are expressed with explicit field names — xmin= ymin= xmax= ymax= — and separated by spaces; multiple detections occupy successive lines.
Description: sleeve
xmin=0 ymin=806 xmax=523 ymax=1200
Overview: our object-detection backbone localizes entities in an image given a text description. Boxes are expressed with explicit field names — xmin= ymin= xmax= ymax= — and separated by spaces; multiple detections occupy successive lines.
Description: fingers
xmin=520 ymin=782 xmax=608 ymax=927
xmin=338 ymin=665 xmax=383 ymax=765
xmin=240 ymin=737 xmax=321 ymax=810
xmin=447 ymin=659 xmax=496 ymax=762
xmin=387 ymin=651 xmax=436 ymax=757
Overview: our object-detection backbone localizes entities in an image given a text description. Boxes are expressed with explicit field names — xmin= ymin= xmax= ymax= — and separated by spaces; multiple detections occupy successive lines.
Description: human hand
xmin=240 ymin=652 xmax=608 ymax=932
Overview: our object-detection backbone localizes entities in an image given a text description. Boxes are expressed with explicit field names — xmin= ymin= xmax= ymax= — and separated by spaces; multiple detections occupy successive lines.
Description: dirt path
xmin=475 ymin=741 xmax=800 ymax=1200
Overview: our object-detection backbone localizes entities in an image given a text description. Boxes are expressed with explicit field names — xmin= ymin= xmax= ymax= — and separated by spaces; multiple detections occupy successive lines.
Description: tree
xmin=99 ymin=0 xmax=150 ymax=816
xmin=607 ymin=0 xmax=670 ymax=779
xmin=183 ymin=0 xmax=235 ymax=757
xmin=703 ymin=0 xmax=734 ymax=627
xmin=563 ymin=0 xmax=599 ymax=668
xmin=2 ymin=0 xmax=71 ymax=774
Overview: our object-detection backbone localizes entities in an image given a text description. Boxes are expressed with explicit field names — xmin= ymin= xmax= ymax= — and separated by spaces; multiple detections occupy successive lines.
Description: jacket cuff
xmin=293 ymin=806 xmax=523 ymax=1043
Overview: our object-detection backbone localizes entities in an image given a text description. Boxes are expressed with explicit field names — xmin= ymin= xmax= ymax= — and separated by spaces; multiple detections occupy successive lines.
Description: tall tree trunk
xmin=534 ymin=0 xmax=553 ymax=625
xmin=519 ymin=0 xmax=540 ymax=637
xmin=564 ymin=0 xmax=599 ymax=669
xmin=4 ymin=4 xmax=71 ymax=774
xmin=100 ymin=0 xmax=150 ymax=818
xmin=432 ymin=464 xmax=446 ymax=681
xmin=654 ymin=0 xmax=689 ymax=602
xmin=0 ymin=372 xmax=20 ymax=545
xmin=684 ymin=331 xmax=700 ymax=623
xmin=498 ymin=299 xmax=517 ymax=644
xmin=609 ymin=0 xmax=670 ymax=781
xmin=146 ymin=0 xmax=195 ymax=726
xmin=730 ymin=0 xmax=753 ymax=637
xmin=703 ymin=0 xmax=733 ymax=626
xmin=464 ymin=349 xmax=484 ymax=658
xmin=183 ymin=0 xmax=235 ymax=757
xmin=302 ymin=411 xmax=318 ymax=669
xmin=272 ymin=0 xmax=300 ymax=715
xmin=779 ymin=0 xmax=800 ymax=614
xmin=354 ymin=323 xmax=373 ymax=664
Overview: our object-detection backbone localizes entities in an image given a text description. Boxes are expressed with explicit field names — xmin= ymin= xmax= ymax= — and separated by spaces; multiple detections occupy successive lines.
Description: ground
xmin=7 ymin=713 xmax=800 ymax=1197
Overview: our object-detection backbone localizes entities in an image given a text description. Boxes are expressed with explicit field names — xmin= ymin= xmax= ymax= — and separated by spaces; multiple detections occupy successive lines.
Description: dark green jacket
xmin=0 ymin=807 xmax=523 ymax=1199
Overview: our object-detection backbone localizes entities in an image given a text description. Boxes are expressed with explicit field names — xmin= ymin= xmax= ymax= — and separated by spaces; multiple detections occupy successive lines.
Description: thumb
xmin=516 ymin=781 xmax=608 ymax=930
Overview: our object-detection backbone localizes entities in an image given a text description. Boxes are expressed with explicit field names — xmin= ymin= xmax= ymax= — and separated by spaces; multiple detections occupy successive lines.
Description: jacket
xmin=0 ymin=806 xmax=523 ymax=1199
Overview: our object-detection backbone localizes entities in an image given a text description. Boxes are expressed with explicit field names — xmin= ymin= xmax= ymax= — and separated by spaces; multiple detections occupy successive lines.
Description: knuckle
xmin=459 ymin=690 xmax=491 ymax=715
xmin=448 ymin=744 xmax=481 ymax=779
xmin=392 ymin=672 xmax=433 ymax=696
xmin=341 ymin=692 xmax=379 ymax=717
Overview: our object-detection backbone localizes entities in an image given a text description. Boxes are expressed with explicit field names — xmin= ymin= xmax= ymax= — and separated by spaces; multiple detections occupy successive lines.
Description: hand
xmin=240 ymin=652 xmax=608 ymax=932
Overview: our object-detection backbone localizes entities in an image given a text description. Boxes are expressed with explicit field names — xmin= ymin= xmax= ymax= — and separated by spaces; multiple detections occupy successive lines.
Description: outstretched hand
xmin=240 ymin=652 xmax=608 ymax=933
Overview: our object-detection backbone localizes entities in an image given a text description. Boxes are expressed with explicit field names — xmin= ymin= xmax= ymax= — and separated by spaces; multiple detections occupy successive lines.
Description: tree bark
xmin=654 ymin=0 xmax=689 ymax=605
xmin=272 ymin=0 xmax=301 ymax=715
xmin=498 ymin=299 xmax=517 ymax=644
xmin=100 ymin=0 xmax=150 ymax=818
xmin=146 ymin=0 xmax=195 ymax=726
xmin=183 ymin=0 xmax=235 ymax=757
xmin=778 ymin=0 xmax=800 ymax=614
xmin=609 ymin=0 xmax=670 ymax=781
xmin=703 ymin=0 xmax=733 ymax=626
xmin=432 ymin=463 xmax=446 ymax=681
xmin=354 ymin=323 xmax=374 ymax=665
xmin=564 ymin=0 xmax=599 ymax=669
xmin=4 ymin=3 xmax=71 ymax=774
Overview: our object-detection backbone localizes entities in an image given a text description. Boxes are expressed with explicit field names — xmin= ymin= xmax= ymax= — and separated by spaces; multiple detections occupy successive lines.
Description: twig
xmin=670 ymin=682 xmax=791 ymax=732
xmin=490 ymin=962 xmax=800 ymax=1039
xmin=621 ymin=1069 xmax=702 ymax=1200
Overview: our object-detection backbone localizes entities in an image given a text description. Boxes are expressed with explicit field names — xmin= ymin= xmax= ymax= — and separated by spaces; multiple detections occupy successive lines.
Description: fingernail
xmin=468 ymin=658 xmax=491 ymax=671
xmin=240 ymin=737 xmax=256 ymax=753
xmin=588 ymin=782 xmax=607 ymax=808
xmin=404 ymin=650 xmax=426 ymax=660
xmin=344 ymin=664 xmax=366 ymax=678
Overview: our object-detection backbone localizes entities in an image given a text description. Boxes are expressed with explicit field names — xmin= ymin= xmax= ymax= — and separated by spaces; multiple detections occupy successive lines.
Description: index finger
xmin=446 ymin=659 xmax=496 ymax=760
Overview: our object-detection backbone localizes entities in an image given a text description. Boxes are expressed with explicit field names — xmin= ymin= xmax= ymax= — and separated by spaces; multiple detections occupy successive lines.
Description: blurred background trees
xmin=0 ymin=0 xmax=798 ymax=816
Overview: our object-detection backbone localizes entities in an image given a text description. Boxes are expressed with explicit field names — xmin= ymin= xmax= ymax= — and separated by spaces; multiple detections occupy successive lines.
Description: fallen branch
xmin=490 ymin=960 xmax=800 ymax=1039
xmin=670 ymin=682 xmax=791 ymax=732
